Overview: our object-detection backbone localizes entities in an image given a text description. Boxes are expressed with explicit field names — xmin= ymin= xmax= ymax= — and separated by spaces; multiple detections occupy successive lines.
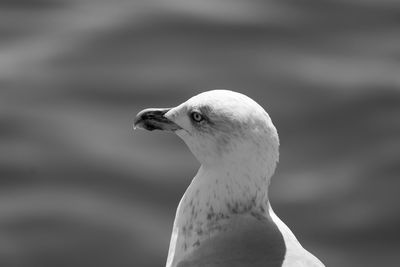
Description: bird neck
xmin=192 ymin=161 xmax=270 ymax=210
xmin=167 ymin=162 xmax=273 ymax=266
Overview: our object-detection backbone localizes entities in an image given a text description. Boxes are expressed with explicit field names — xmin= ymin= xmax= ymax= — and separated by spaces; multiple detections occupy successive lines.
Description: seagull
xmin=134 ymin=90 xmax=325 ymax=267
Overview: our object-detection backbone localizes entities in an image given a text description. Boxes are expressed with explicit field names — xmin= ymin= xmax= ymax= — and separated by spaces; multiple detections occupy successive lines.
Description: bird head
xmin=134 ymin=90 xmax=279 ymax=176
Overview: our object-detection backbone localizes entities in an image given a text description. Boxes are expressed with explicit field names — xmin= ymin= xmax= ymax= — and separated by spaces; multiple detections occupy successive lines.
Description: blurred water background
xmin=1 ymin=0 xmax=400 ymax=266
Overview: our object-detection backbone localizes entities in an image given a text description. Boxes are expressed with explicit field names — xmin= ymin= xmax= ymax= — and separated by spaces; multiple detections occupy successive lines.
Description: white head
xmin=135 ymin=89 xmax=279 ymax=184
xmin=135 ymin=90 xmax=281 ymax=265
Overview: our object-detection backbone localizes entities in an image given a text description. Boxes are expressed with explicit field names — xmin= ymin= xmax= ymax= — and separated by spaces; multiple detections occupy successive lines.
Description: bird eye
xmin=191 ymin=111 xmax=204 ymax=122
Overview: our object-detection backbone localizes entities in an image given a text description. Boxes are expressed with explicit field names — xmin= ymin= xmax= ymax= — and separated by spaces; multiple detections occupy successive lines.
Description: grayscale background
xmin=1 ymin=0 xmax=399 ymax=266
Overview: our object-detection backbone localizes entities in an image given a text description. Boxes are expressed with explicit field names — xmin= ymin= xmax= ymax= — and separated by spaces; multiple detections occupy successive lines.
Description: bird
xmin=134 ymin=90 xmax=325 ymax=267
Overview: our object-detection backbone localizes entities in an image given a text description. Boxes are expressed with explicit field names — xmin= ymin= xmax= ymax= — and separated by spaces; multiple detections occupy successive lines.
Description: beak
xmin=133 ymin=108 xmax=182 ymax=131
